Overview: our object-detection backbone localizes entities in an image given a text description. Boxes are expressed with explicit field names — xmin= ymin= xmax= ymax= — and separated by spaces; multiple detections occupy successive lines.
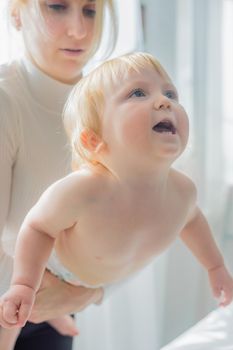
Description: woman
xmin=0 ymin=0 xmax=117 ymax=349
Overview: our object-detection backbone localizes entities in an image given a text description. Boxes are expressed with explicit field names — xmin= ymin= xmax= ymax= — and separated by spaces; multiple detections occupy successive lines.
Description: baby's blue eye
xmin=129 ymin=89 xmax=146 ymax=98
xmin=83 ymin=8 xmax=96 ymax=18
xmin=165 ymin=90 xmax=177 ymax=100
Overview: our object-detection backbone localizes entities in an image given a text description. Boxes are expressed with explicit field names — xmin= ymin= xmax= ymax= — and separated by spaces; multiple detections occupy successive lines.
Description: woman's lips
xmin=60 ymin=48 xmax=84 ymax=57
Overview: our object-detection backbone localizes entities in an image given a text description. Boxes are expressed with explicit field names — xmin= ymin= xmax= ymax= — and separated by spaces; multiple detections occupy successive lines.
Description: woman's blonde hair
xmin=63 ymin=52 xmax=172 ymax=169
xmin=8 ymin=0 xmax=117 ymax=59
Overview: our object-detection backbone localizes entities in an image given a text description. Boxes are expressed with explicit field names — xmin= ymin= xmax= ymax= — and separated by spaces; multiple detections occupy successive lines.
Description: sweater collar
xmin=20 ymin=55 xmax=76 ymax=113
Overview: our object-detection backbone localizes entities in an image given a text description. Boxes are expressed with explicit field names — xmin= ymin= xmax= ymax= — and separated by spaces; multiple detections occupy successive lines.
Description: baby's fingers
xmin=219 ymin=287 xmax=233 ymax=307
xmin=17 ymin=302 xmax=33 ymax=327
xmin=212 ymin=284 xmax=222 ymax=299
xmin=2 ymin=301 xmax=18 ymax=325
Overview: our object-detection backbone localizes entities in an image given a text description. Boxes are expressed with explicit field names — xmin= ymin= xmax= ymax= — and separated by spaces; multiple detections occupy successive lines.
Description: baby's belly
xmin=55 ymin=234 xmax=145 ymax=286
xmin=54 ymin=226 xmax=177 ymax=287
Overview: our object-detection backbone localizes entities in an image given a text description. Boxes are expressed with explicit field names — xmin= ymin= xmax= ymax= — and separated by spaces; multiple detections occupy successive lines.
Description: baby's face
xmin=101 ymin=66 xmax=189 ymax=164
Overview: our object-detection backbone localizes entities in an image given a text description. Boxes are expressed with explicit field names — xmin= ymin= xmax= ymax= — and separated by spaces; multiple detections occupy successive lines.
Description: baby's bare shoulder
xmin=170 ymin=168 xmax=197 ymax=203
xmin=53 ymin=167 xmax=104 ymax=199
xmin=26 ymin=168 xmax=104 ymax=231
xmin=35 ymin=167 xmax=102 ymax=209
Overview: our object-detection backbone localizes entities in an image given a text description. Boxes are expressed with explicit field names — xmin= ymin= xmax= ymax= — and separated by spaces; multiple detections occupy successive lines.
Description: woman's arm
xmin=29 ymin=270 xmax=103 ymax=323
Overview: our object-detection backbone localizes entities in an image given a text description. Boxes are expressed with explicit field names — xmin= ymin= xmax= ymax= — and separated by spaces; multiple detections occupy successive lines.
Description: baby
xmin=0 ymin=53 xmax=232 ymax=338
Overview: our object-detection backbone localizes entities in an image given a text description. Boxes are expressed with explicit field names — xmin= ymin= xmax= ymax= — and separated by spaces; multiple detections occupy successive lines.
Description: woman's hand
xmin=29 ymin=270 xmax=103 ymax=324
xmin=48 ymin=315 xmax=79 ymax=336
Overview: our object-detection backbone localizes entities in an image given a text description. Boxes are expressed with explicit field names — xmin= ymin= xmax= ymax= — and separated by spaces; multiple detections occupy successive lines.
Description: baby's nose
xmin=154 ymin=95 xmax=171 ymax=110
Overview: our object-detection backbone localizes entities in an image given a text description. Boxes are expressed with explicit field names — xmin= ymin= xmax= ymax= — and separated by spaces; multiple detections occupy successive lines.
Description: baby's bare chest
xmin=76 ymin=192 xmax=190 ymax=257
xmin=56 ymin=188 xmax=191 ymax=283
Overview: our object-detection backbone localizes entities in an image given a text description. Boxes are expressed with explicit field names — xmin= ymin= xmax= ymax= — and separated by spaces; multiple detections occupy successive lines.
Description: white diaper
xmin=47 ymin=250 xmax=104 ymax=289
xmin=47 ymin=250 xmax=132 ymax=304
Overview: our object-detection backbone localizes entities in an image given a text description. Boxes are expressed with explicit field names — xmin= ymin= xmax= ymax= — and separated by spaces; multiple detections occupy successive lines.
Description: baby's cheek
xmin=120 ymin=118 xmax=149 ymax=145
xmin=179 ymin=118 xmax=189 ymax=146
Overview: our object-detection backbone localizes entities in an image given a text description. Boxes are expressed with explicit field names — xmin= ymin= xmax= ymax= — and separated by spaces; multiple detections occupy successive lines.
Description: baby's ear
xmin=80 ymin=129 xmax=106 ymax=153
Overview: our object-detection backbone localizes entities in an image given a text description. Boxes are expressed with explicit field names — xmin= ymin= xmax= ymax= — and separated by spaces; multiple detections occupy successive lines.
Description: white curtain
xmin=154 ymin=0 xmax=233 ymax=346
xmin=220 ymin=0 xmax=233 ymax=306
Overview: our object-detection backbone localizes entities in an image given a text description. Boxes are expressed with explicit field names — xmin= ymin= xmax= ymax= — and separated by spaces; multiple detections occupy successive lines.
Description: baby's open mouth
xmin=153 ymin=120 xmax=176 ymax=134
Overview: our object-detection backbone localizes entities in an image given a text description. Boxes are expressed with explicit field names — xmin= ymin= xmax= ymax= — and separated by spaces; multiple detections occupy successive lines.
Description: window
xmin=223 ymin=0 xmax=233 ymax=183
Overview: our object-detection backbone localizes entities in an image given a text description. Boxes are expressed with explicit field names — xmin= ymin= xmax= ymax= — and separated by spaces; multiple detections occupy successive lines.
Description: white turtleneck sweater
xmin=0 ymin=57 xmax=74 ymax=296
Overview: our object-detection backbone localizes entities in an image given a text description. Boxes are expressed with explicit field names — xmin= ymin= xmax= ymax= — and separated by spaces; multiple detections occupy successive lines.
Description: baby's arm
xmin=180 ymin=183 xmax=233 ymax=306
xmin=0 ymin=173 xmax=83 ymax=328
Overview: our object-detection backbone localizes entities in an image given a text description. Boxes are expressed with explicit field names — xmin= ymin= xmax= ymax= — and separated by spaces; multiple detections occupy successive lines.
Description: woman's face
xmin=16 ymin=0 xmax=97 ymax=84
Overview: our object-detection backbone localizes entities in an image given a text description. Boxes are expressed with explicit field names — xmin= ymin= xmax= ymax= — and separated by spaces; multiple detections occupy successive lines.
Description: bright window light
xmin=223 ymin=0 xmax=233 ymax=183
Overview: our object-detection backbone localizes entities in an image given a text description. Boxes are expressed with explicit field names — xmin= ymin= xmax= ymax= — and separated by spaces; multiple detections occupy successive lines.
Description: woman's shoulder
xmin=0 ymin=59 xmax=22 ymax=100
xmin=0 ymin=61 xmax=23 ymax=132
xmin=0 ymin=59 xmax=19 ymax=83
xmin=0 ymin=59 xmax=29 ymax=116
xmin=0 ymin=57 xmax=30 ymax=92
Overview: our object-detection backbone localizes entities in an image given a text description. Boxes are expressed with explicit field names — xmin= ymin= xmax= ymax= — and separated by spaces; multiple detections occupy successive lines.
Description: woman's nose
xmin=66 ymin=12 xmax=87 ymax=39
xmin=154 ymin=95 xmax=171 ymax=110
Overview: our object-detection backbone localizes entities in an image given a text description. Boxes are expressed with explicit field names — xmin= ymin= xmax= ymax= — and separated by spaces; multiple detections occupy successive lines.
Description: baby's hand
xmin=0 ymin=285 xmax=35 ymax=328
xmin=208 ymin=265 xmax=233 ymax=307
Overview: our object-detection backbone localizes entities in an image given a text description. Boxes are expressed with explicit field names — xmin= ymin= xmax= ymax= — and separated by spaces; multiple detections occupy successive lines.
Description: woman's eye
xmin=83 ymin=8 xmax=96 ymax=18
xmin=47 ymin=3 xmax=66 ymax=12
xmin=165 ymin=90 xmax=178 ymax=100
xmin=129 ymin=89 xmax=146 ymax=98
